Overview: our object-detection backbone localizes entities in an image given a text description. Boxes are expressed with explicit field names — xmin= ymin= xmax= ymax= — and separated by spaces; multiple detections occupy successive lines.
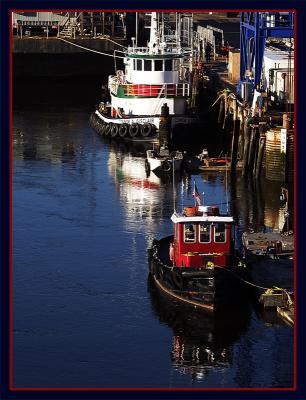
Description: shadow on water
xmin=147 ymin=276 xmax=251 ymax=382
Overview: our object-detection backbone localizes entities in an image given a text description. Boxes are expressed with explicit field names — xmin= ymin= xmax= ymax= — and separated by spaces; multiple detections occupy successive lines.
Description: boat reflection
xmin=147 ymin=276 xmax=251 ymax=382
xmin=107 ymin=142 xmax=184 ymax=244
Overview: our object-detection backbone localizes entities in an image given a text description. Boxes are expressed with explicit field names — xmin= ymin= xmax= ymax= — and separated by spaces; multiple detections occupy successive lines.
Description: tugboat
xmin=145 ymin=144 xmax=183 ymax=174
xmin=90 ymin=12 xmax=198 ymax=141
xmin=148 ymin=184 xmax=248 ymax=312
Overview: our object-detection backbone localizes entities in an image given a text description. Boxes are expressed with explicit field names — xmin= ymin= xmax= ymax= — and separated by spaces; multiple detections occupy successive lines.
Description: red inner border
xmin=9 ymin=8 xmax=298 ymax=392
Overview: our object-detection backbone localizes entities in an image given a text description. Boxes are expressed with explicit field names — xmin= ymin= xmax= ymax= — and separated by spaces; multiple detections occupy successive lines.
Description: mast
xmin=148 ymin=12 xmax=158 ymax=48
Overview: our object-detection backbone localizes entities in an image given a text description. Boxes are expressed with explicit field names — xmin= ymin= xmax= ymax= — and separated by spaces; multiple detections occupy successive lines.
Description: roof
xmin=171 ymin=213 xmax=234 ymax=224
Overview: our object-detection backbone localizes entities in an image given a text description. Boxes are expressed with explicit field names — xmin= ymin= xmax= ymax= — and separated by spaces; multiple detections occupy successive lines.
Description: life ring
xmin=111 ymin=123 xmax=119 ymax=137
xmin=129 ymin=123 xmax=140 ymax=137
xmin=140 ymin=123 xmax=152 ymax=137
xmin=161 ymin=160 xmax=172 ymax=172
xmin=119 ymin=123 xmax=129 ymax=137
xmin=104 ymin=123 xmax=112 ymax=136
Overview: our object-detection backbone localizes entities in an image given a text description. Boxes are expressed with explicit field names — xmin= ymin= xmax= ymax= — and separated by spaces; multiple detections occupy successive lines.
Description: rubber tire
xmin=172 ymin=272 xmax=184 ymax=290
xmin=119 ymin=123 xmax=129 ymax=137
xmin=140 ymin=123 xmax=152 ymax=137
xmin=111 ymin=124 xmax=119 ymax=138
xmin=161 ymin=160 xmax=171 ymax=172
xmin=105 ymin=123 xmax=112 ymax=136
xmin=129 ymin=123 xmax=140 ymax=138
xmin=100 ymin=122 xmax=106 ymax=135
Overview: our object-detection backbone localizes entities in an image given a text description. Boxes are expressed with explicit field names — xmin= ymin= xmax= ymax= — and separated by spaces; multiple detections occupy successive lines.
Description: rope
xmin=98 ymin=36 xmax=126 ymax=48
xmin=213 ymin=264 xmax=294 ymax=306
xmin=58 ymin=38 xmax=125 ymax=59
xmin=152 ymin=246 xmax=294 ymax=307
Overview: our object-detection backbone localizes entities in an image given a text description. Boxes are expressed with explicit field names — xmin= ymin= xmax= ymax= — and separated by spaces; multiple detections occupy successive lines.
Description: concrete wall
xmin=12 ymin=37 xmax=126 ymax=53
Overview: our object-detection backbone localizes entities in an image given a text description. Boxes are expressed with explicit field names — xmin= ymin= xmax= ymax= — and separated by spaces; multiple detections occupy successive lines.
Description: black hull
xmin=148 ymin=236 xmax=250 ymax=313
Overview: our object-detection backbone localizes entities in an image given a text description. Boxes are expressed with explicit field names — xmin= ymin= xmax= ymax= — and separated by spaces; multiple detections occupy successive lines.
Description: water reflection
xmin=13 ymin=116 xmax=79 ymax=165
xmin=148 ymin=276 xmax=251 ymax=382
xmin=197 ymin=172 xmax=293 ymax=238
xmin=106 ymin=142 xmax=185 ymax=246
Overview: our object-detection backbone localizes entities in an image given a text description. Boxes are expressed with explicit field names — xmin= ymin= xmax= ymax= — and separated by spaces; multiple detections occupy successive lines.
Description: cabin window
xmin=154 ymin=60 xmax=163 ymax=71
xmin=214 ymin=223 xmax=226 ymax=243
xmin=199 ymin=223 xmax=211 ymax=243
xmin=165 ymin=59 xmax=172 ymax=71
xmin=184 ymin=223 xmax=196 ymax=243
xmin=144 ymin=59 xmax=152 ymax=71
xmin=137 ymin=59 xmax=142 ymax=71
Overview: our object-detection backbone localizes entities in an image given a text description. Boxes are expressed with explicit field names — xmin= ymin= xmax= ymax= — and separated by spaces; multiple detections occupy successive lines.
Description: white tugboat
xmin=90 ymin=12 xmax=198 ymax=140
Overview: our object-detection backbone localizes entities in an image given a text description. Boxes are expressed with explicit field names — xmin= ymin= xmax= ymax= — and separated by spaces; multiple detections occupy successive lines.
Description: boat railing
xmin=109 ymin=78 xmax=189 ymax=98
xmin=127 ymin=46 xmax=183 ymax=55
xmin=124 ymin=83 xmax=189 ymax=97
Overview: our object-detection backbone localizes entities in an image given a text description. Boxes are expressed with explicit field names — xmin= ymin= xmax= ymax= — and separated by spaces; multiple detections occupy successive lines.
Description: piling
xmin=230 ymin=102 xmax=240 ymax=175
xmin=218 ymin=97 xmax=224 ymax=124
xmin=159 ymin=103 xmax=171 ymax=146
xmin=247 ymin=127 xmax=257 ymax=175
xmin=252 ymin=127 xmax=260 ymax=176
xmin=242 ymin=125 xmax=251 ymax=177
xmin=255 ymin=134 xmax=266 ymax=179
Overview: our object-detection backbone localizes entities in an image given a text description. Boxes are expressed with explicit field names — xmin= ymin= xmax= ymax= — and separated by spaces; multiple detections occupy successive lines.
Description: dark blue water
xmin=12 ymin=93 xmax=293 ymax=388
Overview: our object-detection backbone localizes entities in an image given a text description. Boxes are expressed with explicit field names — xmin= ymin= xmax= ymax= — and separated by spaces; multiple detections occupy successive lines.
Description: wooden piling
xmin=255 ymin=134 xmax=266 ymax=179
xmin=248 ymin=127 xmax=258 ymax=174
xmin=230 ymin=102 xmax=240 ymax=175
xmin=218 ymin=97 xmax=224 ymax=124
xmin=252 ymin=127 xmax=260 ymax=176
xmin=242 ymin=125 xmax=251 ymax=177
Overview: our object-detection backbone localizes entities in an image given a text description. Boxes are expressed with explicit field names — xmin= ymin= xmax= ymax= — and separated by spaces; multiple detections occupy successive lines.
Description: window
xmin=199 ymin=223 xmax=211 ymax=243
xmin=154 ymin=60 xmax=163 ymax=71
xmin=184 ymin=223 xmax=196 ymax=243
xmin=137 ymin=59 xmax=142 ymax=71
xmin=133 ymin=60 xmax=136 ymax=70
xmin=144 ymin=59 xmax=152 ymax=71
xmin=214 ymin=223 xmax=226 ymax=243
xmin=165 ymin=59 xmax=172 ymax=71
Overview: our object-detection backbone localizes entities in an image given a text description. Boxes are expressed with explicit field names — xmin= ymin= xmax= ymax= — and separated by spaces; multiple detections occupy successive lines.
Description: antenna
xmin=172 ymin=157 xmax=176 ymax=213
xmin=225 ymin=153 xmax=229 ymax=214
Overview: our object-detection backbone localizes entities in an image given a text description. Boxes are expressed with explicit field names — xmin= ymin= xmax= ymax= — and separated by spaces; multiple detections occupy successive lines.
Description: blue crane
xmin=239 ymin=12 xmax=294 ymax=94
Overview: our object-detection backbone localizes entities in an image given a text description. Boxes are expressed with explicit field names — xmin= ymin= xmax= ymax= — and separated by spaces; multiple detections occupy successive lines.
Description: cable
xmin=58 ymin=37 xmax=125 ymax=58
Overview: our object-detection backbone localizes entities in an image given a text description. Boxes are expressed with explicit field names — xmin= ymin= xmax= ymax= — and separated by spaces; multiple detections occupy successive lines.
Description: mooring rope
xmin=98 ymin=36 xmax=126 ymax=49
xmin=58 ymin=37 xmax=125 ymax=58
xmin=212 ymin=264 xmax=294 ymax=306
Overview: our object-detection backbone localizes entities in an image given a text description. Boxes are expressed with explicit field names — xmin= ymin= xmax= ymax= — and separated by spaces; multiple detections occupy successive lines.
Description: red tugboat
xmin=148 ymin=187 xmax=248 ymax=312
